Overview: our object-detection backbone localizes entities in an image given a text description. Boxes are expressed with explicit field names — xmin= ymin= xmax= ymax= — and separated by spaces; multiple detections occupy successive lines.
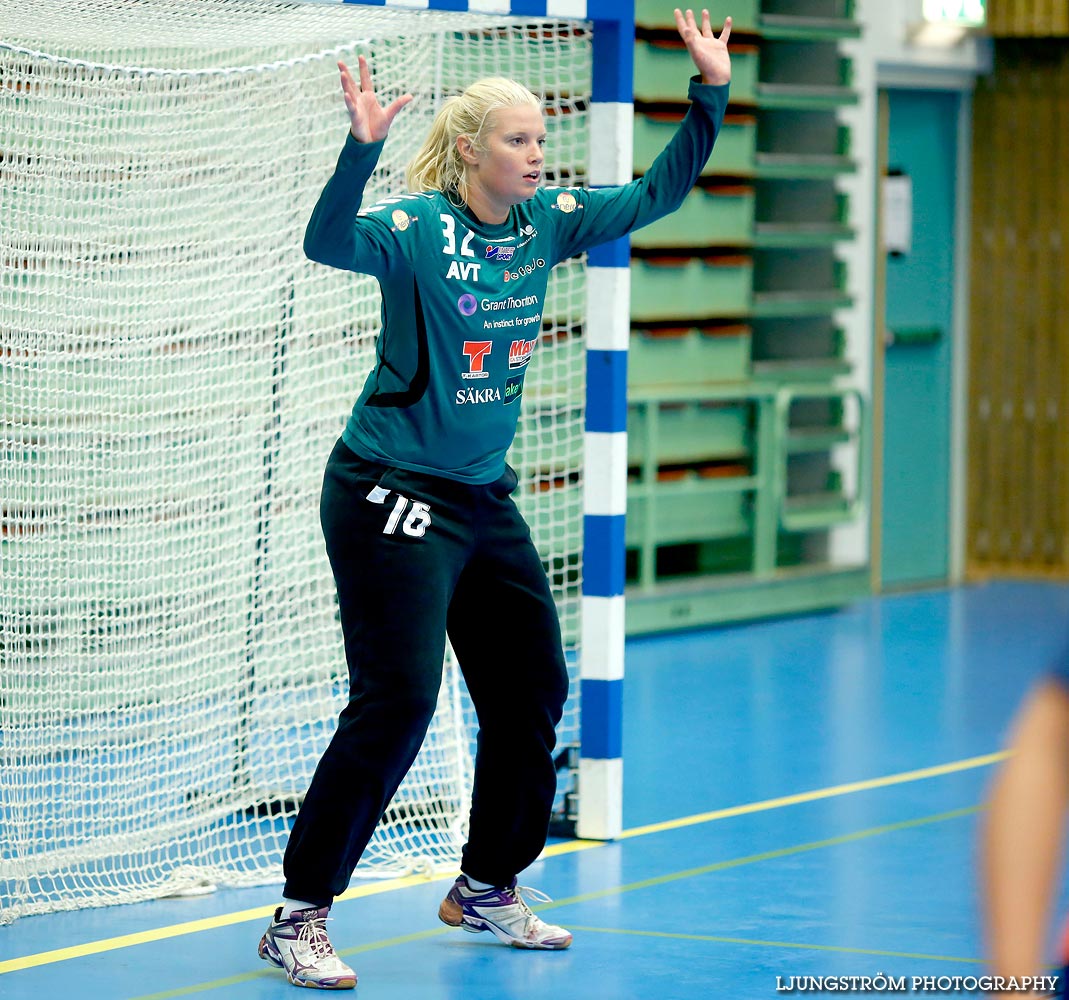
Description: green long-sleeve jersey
xmin=304 ymin=77 xmax=728 ymax=485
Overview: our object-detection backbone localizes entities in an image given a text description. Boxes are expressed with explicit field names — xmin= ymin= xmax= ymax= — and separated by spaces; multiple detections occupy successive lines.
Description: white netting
xmin=0 ymin=0 xmax=589 ymax=922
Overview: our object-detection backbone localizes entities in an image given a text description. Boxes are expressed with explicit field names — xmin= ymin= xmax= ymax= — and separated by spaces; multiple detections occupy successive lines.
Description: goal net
xmin=0 ymin=0 xmax=590 ymax=922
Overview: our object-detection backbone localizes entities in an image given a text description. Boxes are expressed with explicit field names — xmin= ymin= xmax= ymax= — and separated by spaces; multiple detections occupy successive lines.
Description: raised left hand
xmin=338 ymin=55 xmax=413 ymax=143
xmin=674 ymin=8 xmax=732 ymax=86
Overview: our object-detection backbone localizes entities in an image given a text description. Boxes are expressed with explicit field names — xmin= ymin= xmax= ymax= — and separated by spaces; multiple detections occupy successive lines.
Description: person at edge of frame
xmin=982 ymin=636 xmax=1069 ymax=1000
xmin=256 ymin=7 xmax=733 ymax=991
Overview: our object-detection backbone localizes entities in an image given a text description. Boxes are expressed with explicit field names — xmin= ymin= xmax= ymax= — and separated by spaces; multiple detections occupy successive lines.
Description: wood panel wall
xmin=986 ymin=0 xmax=1069 ymax=37
xmin=966 ymin=41 xmax=1069 ymax=576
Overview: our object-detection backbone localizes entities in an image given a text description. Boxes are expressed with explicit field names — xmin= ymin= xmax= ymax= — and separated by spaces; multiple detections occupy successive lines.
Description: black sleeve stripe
xmin=365 ymin=278 xmax=430 ymax=409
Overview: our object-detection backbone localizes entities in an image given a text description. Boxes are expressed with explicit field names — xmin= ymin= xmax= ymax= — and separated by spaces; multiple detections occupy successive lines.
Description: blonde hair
xmin=406 ymin=77 xmax=542 ymax=205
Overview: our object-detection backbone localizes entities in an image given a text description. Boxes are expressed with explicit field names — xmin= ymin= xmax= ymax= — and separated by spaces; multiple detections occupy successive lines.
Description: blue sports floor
xmin=3 ymin=580 xmax=1069 ymax=1000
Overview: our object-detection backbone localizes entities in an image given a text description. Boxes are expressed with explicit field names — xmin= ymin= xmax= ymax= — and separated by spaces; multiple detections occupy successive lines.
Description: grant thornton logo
xmin=457 ymin=294 xmax=477 ymax=317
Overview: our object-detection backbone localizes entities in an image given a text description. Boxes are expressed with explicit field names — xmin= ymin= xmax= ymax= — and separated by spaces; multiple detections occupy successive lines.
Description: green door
xmin=880 ymin=89 xmax=960 ymax=588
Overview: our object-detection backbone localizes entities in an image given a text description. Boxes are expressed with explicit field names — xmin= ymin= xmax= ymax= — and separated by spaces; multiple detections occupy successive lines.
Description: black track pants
xmin=282 ymin=438 xmax=569 ymax=905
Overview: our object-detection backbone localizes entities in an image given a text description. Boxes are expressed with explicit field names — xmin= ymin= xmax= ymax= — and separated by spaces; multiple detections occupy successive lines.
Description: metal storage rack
xmin=626 ymin=0 xmax=870 ymax=633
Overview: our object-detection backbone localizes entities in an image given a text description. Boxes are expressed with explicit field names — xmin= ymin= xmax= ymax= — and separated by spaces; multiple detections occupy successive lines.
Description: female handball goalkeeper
xmin=258 ymin=8 xmax=732 ymax=990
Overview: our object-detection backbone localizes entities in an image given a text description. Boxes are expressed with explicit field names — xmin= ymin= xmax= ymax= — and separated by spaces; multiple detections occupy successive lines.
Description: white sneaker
xmin=438 ymin=876 xmax=573 ymax=950
xmin=258 ymin=905 xmax=357 ymax=989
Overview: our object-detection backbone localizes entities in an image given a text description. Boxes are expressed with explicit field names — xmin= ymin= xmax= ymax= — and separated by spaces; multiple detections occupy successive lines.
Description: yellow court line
xmin=0 ymin=752 xmax=1005 ymax=976
xmin=0 ymin=874 xmax=435 ymax=975
xmin=565 ymin=926 xmax=983 ymax=967
xmin=619 ymin=751 xmax=1007 ymax=839
xmin=535 ymin=805 xmax=981 ymax=912
xmin=125 ymin=804 xmax=983 ymax=1000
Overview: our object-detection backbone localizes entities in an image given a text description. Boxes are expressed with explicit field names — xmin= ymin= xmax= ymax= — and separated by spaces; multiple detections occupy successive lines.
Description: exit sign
xmin=922 ymin=0 xmax=986 ymax=25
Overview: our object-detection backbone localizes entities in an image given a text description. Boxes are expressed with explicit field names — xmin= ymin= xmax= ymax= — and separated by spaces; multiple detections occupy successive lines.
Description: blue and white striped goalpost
xmin=336 ymin=0 xmax=634 ymax=842
xmin=574 ymin=0 xmax=633 ymax=843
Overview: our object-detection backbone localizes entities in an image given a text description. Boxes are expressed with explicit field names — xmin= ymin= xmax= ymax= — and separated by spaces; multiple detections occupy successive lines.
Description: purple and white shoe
xmin=258 ymin=905 xmax=357 ymax=990
xmin=438 ymin=876 xmax=573 ymax=950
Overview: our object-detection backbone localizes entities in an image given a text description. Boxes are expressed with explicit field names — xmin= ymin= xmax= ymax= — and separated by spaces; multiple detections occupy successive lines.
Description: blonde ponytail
xmin=406 ymin=77 xmax=541 ymax=204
